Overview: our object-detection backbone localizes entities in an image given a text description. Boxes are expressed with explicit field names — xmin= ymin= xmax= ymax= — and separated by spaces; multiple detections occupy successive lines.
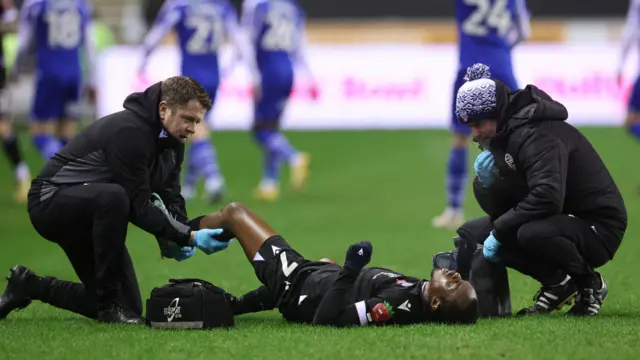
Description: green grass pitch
xmin=0 ymin=128 xmax=638 ymax=360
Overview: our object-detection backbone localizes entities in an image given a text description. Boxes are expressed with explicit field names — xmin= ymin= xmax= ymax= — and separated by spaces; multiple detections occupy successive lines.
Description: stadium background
xmin=2 ymin=1 xmax=640 ymax=359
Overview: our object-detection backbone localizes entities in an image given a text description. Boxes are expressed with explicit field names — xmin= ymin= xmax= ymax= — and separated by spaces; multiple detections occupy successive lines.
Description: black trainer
xmin=517 ymin=275 xmax=578 ymax=315
xmin=0 ymin=265 xmax=34 ymax=320
xmin=567 ymin=273 xmax=608 ymax=316
xmin=97 ymin=303 xmax=144 ymax=324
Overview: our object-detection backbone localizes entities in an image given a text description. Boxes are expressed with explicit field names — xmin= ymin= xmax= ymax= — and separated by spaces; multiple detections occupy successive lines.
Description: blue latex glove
xmin=474 ymin=150 xmax=496 ymax=187
xmin=172 ymin=246 xmax=196 ymax=262
xmin=344 ymin=241 xmax=373 ymax=272
xmin=483 ymin=232 xmax=501 ymax=263
xmin=194 ymin=229 xmax=233 ymax=255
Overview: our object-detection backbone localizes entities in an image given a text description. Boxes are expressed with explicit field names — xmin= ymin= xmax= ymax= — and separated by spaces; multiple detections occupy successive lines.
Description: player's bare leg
xmin=183 ymin=121 xmax=225 ymax=203
xmin=433 ymin=133 xmax=467 ymax=229
xmin=198 ymin=202 xmax=277 ymax=262
xmin=0 ymin=118 xmax=30 ymax=203
xmin=55 ymin=118 xmax=77 ymax=146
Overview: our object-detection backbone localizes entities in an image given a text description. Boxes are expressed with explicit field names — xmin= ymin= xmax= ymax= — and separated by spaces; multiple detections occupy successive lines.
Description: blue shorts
xmin=31 ymin=72 xmax=82 ymax=121
xmin=254 ymin=73 xmax=293 ymax=125
xmin=450 ymin=69 xmax=519 ymax=135
xmin=628 ymin=76 xmax=640 ymax=112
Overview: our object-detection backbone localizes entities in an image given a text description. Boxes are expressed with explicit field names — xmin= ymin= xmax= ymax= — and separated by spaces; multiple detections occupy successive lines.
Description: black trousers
xmin=476 ymin=214 xmax=620 ymax=288
xmin=27 ymin=183 xmax=142 ymax=318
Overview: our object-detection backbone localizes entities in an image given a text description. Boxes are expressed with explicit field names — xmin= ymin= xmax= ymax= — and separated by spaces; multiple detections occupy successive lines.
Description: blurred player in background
xmin=139 ymin=0 xmax=248 ymax=203
xmin=13 ymin=0 xmax=95 ymax=161
xmin=432 ymin=0 xmax=530 ymax=229
xmin=0 ymin=0 xmax=31 ymax=203
xmin=617 ymin=0 xmax=640 ymax=144
xmin=239 ymin=0 xmax=318 ymax=201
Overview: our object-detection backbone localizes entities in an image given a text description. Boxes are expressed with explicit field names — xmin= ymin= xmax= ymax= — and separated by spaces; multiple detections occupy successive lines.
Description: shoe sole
xmin=516 ymin=291 xmax=578 ymax=316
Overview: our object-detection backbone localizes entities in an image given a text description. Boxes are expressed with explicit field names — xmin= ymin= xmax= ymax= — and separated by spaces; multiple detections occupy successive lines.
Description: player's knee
xmin=221 ymin=202 xmax=248 ymax=222
xmin=95 ymin=184 xmax=130 ymax=217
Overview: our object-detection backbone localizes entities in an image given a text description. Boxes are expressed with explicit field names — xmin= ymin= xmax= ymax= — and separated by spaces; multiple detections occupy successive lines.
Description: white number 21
xmin=462 ymin=0 xmax=511 ymax=37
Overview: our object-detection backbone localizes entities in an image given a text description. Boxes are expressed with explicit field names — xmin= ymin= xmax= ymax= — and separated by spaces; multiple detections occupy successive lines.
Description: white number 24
xmin=462 ymin=0 xmax=512 ymax=37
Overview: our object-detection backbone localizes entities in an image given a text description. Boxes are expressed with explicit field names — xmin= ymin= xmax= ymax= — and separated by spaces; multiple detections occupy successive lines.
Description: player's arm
xmin=82 ymin=4 xmax=97 ymax=88
xmin=238 ymin=0 xmax=265 ymax=85
xmin=492 ymin=128 xmax=569 ymax=241
xmin=0 ymin=0 xmax=17 ymax=32
xmin=104 ymin=128 xmax=193 ymax=246
xmin=154 ymin=144 xmax=188 ymax=224
xmin=618 ymin=0 xmax=640 ymax=77
xmin=220 ymin=4 xmax=256 ymax=80
xmin=509 ymin=0 xmax=531 ymax=48
xmin=139 ymin=0 xmax=180 ymax=74
xmin=312 ymin=242 xmax=372 ymax=326
xmin=291 ymin=17 xmax=316 ymax=85
xmin=11 ymin=0 xmax=35 ymax=77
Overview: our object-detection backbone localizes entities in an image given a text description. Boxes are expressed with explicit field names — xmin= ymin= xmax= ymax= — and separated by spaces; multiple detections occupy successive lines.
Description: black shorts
xmin=252 ymin=236 xmax=311 ymax=308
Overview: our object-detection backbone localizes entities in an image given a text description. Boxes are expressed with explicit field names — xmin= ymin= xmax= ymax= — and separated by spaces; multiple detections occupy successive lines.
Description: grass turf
xmin=0 ymin=128 xmax=638 ymax=359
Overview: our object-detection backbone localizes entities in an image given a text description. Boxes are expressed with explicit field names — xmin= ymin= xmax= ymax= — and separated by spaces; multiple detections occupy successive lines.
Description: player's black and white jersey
xmin=251 ymin=236 xmax=433 ymax=326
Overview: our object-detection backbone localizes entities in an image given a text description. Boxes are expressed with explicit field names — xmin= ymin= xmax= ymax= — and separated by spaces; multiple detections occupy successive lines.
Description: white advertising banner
xmin=96 ymin=43 xmax=638 ymax=130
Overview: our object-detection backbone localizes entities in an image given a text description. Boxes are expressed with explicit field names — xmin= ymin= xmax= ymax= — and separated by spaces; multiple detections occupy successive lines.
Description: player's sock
xmin=2 ymin=134 xmax=23 ymax=169
xmin=628 ymin=123 xmax=640 ymax=141
xmin=254 ymin=130 xmax=284 ymax=184
xmin=32 ymin=133 xmax=62 ymax=160
xmin=59 ymin=137 xmax=70 ymax=147
xmin=188 ymin=139 xmax=224 ymax=191
xmin=230 ymin=286 xmax=276 ymax=315
xmin=272 ymin=131 xmax=300 ymax=164
xmin=181 ymin=162 xmax=198 ymax=199
xmin=446 ymin=147 xmax=468 ymax=211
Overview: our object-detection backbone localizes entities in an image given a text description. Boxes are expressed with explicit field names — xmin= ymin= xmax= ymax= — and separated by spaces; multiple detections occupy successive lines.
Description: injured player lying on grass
xmin=197 ymin=202 xmax=480 ymax=326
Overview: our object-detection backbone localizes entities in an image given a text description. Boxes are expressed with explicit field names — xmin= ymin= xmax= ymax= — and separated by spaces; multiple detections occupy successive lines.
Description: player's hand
xmin=616 ymin=72 xmax=623 ymax=88
xmin=344 ymin=241 xmax=373 ymax=272
xmin=84 ymin=86 xmax=96 ymax=104
xmin=309 ymin=84 xmax=320 ymax=101
xmin=252 ymin=83 xmax=262 ymax=100
xmin=474 ymin=150 xmax=496 ymax=187
xmin=172 ymin=245 xmax=196 ymax=262
xmin=193 ymin=228 xmax=233 ymax=255
xmin=482 ymin=232 xmax=501 ymax=263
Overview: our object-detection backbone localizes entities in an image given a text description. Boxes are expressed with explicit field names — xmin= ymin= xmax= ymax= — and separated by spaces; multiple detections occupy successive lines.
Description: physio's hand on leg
xmin=194 ymin=228 xmax=233 ymax=255
xmin=482 ymin=232 xmax=501 ymax=262
xmin=344 ymin=241 xmax=373 ymax=272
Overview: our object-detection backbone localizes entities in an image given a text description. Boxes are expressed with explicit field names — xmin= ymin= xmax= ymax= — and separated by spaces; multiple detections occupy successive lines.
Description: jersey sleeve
xmin=13 ymin=0 xmax=38 ymax=71
xmin=239 ymin=0 xmax=266 ymax=83
xmin=619 ymin=0 xmax=640 ymax=74
xmin=292 ymin=17 xmax=316 ymax=84
xmin=224 ymin=3 xmax=259 ymax=82
xmin=140 ymin=0 xmax=181 ymax=72
xmin=82 ymin=2 xmax=96 ymax=86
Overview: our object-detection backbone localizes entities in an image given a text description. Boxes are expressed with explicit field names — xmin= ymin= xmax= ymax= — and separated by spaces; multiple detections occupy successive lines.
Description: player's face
xmin=159 ymin=99 xmax=205 ymax=142
xmin=425 ymin=268 xmax=477 ymax=310
xmin=469 ymin=119 xmax=498 ymax=150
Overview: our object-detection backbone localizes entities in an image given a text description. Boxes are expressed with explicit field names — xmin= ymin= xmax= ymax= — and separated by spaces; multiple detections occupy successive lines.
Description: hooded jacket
xmin=28 ymin=82 xmax=192 ymax=247
xmin=473 ymin=85 xmax=627 ymax=256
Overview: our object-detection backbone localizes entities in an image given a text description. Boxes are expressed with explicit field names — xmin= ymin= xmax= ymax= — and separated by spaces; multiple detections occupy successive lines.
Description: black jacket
xmin=474 ymin=85 xmax=627 ymax=251
xmin=28 ymin=82 xmax=192 ymax=246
